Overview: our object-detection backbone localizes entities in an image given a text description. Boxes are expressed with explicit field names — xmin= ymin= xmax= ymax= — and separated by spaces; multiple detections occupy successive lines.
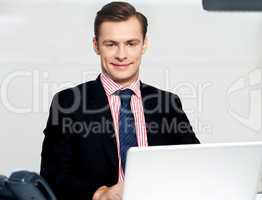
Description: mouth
xmin=111 ymin=63 xmax=132 ymax=68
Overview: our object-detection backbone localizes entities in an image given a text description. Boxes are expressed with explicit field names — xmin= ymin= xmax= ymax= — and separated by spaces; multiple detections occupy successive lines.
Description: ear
xmin=142 ymin=36 xmax=148 ymax=54
xmin=93 ymin=37 xmax=100 ymax=55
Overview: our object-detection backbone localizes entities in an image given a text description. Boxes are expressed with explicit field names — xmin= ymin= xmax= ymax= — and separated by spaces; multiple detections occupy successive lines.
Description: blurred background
xmin=0 ymin=0 xmax=261 ymax=191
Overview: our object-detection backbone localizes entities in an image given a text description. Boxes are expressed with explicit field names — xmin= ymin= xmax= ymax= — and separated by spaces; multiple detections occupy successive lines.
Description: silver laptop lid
xmin=123 ymin=142 xmax=262 ymax=200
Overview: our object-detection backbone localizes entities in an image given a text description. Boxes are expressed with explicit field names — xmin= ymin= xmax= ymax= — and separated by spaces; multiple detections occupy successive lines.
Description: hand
xmin=92 ymin=183 xmax=124 ymax=200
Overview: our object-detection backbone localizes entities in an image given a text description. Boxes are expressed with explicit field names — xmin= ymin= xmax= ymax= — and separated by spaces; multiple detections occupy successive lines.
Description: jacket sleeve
xmin=40 ymin=90 xmax=98 ymax=200
xmin=170 ymin=93 xmax=200 ymax=145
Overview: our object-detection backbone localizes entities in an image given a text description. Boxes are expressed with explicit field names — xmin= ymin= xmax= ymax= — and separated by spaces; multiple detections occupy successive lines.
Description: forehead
xmin=99 ymin=17 xmax=143 ymax=42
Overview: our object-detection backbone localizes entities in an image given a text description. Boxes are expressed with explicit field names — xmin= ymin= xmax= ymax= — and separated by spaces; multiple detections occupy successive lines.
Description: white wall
xmin=0 ymin=0 xmax=262 ymax=191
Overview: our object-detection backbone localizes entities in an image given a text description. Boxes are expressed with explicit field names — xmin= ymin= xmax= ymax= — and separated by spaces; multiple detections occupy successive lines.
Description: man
xmin=40 ymin=2 xmax=200 ymax=200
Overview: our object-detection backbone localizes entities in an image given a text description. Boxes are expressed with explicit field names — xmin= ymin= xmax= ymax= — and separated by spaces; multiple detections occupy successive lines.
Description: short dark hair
xmin=94 ymin=1 xmax=148 ymax=40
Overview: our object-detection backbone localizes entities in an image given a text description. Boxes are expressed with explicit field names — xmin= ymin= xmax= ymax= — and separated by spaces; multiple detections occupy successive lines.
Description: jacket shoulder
xmin=141 ymin=82 xmax=182 ymax=109
xmin=141 ymin=82 xmax=180 ymax=98
xmin=51 ymin=80 xmax=97 ymax=108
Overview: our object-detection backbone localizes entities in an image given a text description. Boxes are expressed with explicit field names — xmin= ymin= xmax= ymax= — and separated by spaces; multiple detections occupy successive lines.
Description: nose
xmin=115 ymin=44 xmax=127 ymax=61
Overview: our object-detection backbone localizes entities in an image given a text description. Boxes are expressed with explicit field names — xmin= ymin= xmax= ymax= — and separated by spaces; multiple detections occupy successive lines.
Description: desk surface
xmin=257 ymin=194 xmax=262 ymax=200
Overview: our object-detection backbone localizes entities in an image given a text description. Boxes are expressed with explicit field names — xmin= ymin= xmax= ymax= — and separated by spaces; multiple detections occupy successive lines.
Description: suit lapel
xmin=88 ymin=75 xmax=119 ymax=172
xmin=140 ymin=82 xmax=161 ymax=146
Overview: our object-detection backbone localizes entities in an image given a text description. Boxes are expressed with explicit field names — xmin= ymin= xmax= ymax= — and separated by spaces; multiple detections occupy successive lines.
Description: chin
xmin=112 ymin=73 xmax=137 ymax=85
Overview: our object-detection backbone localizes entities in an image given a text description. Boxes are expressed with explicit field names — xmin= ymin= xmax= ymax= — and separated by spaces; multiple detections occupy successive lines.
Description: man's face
xmin=93 ymin=16 xmax=148 ymax=86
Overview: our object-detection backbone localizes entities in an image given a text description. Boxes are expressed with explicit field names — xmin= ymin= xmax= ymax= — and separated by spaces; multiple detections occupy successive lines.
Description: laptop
xmin=123 ymin=142 xmax=262 ymax=200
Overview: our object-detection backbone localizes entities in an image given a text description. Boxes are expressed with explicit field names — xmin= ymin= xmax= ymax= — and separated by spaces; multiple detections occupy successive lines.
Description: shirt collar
xmin=100 ymin=72 xmax=141 ymax=98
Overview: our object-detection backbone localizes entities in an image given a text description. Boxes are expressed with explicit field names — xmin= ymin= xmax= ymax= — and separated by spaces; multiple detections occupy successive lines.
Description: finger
xmin=110 ymin=188 xmax=122 ymax=200
xmin=93 ymin=186 xmax=108 ymax=200
xmin=93 ymin=190 xmax=102 ymax=200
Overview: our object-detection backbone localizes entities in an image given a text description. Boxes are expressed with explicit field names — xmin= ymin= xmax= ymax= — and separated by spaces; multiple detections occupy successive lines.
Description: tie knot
xmin=118 ymin=89 xmax=134 ymax=103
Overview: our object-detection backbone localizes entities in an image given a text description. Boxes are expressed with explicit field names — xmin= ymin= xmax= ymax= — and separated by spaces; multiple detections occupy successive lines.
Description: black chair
xmin=0 ymin=171 xmax=56 ymax=200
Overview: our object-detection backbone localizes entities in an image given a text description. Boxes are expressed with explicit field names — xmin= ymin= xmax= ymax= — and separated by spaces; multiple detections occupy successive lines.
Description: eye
xmin=127 ymin=42 xmax=137 ymax=47
xmin=105 ymin=43 xmax=115 ymax=47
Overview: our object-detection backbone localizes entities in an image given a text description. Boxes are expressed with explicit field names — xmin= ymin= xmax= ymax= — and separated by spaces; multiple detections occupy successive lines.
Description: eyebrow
xmin=102 ymin=39 xmax=141 ymax=44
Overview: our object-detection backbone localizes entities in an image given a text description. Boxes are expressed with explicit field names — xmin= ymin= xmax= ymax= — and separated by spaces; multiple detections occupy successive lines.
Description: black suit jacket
xmin=40 ymin=75 xmax=200 ymax=200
